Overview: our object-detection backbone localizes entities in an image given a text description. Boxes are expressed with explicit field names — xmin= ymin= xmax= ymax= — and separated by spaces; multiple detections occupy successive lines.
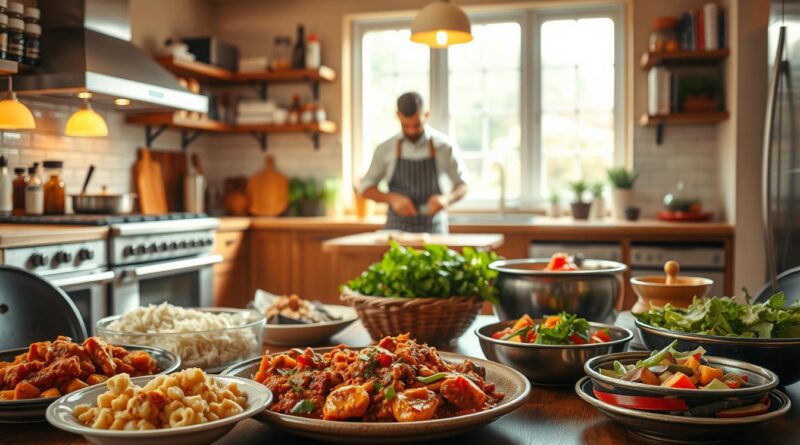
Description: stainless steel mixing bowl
xmin=490 ymin=259 xmax=627 ymax=324
xmin=476 ymin=319 xmax=632 ymax=386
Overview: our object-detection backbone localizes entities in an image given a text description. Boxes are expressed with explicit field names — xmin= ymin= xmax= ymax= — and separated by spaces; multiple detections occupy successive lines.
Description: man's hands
xmin=426 ymin=194 xmax=449 ymax=216
xmin=388 ymin=193 xmax=417 ymax=217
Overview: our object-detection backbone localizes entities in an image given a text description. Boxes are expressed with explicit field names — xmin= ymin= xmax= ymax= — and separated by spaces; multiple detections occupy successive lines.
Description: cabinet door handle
xmin=225 ymin=239 xmax=236 ymax=246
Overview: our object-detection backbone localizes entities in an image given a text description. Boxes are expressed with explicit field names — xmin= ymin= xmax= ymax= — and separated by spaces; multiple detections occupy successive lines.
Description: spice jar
xmin=23 ymin=7 xmax=38 ymax=24
xmin=43 ymin=160 xmax=66 ymax=215
xmin=649 ymin=17 xmax=680 ymax=53
xmin=23 ymin=22 xmax=39 ymax=66
xmin=0 ymin=0 xmax=7 ymax=16
xmin=0 ymin=14 xmax=8 ymax=60
xmin=271 ymin=36 xmax=291 ymax=71
xmin=25 ymin=162 xmax=42 ymax=215
xmin=5 ymin=2 xmax=21 ymax=20
xmin=6 ymin=16 xmax=23 ymax=63
xmin=11 ymin=165 xmax=24 ymax=215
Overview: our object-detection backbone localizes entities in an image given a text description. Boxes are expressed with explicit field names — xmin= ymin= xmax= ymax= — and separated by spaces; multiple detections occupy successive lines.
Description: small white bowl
xmin=45 ymin=375 xmax=272 ymax=445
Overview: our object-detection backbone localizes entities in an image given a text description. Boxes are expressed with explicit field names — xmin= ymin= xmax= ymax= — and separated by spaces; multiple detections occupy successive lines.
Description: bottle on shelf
xmin=22 ymin=21 xmax=39 ymax=66
xmin=292 ymin=24 xmax=306 ymax=69
xmin=288 ymin=94 xmax=302 ymax=125
xmin=271 ymin=36 xmax=291 ymax=71
xmin=43 ymin=160 xmax=65 ymax=215
xmin=6 ymin=14 xmax=23 ymax=63
xmin=24 ymin=162 xmax=42 ymax=215
xmin=306 ymin=32 xmax=320 ymax=70
xmin=11 ymin=165 xmax=24 ymax=215
xmin=0 ymin=155 xmax=11 ymax=215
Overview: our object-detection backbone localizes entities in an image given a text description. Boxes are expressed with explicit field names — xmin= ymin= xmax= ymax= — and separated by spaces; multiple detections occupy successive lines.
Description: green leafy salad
xmin=634 ymin=292 xmax=800 ymax=339
xmin=345 ymin=242 xmax=500 ymax=304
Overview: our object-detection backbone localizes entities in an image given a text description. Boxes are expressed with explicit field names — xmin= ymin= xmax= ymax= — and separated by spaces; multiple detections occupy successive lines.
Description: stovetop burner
xmin=0 ymin=213 xmax=209 ymax=226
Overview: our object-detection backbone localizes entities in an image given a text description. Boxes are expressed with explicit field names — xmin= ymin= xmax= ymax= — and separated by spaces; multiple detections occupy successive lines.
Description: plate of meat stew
xmin=0 ymin=336 xmax=180 ymax=423
xmin=221 ymin=334 xmax=530 ymax=443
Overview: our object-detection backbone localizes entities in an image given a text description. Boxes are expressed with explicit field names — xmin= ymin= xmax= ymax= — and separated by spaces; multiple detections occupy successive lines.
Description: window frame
xmin=348 ymin=3 xmax=626 ymax=210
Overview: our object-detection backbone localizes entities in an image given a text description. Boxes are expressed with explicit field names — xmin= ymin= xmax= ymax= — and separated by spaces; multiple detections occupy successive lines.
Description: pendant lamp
xmin=411 ymin=0 xmax=473 ymax=48
xmin=0 ymin=77 xmax=35 ymax=130
xmin=65 ymin=99 xmax=108 ymax=137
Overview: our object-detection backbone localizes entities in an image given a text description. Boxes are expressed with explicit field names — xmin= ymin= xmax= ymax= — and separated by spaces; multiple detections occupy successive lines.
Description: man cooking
xmin=360 ymin=92 xmax=469 ymax=234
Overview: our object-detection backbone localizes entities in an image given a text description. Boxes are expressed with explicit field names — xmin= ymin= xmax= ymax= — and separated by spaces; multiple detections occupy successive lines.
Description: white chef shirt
xmin=358 ymin=126 xmax=469 ymax=194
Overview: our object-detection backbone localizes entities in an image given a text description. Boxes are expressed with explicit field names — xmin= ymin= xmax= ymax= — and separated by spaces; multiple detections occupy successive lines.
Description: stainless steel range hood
xmin=14 ymin=0 xmax=208 ymax=113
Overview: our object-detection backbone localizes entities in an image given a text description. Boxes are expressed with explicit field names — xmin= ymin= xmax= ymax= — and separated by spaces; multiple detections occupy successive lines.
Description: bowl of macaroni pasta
xmin=45 ymin=368 xmax=272 ymax=445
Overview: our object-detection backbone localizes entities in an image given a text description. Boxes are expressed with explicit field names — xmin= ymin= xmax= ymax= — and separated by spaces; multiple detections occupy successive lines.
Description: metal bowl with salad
xmin=476 ymin=312 xmax=632 ymax=386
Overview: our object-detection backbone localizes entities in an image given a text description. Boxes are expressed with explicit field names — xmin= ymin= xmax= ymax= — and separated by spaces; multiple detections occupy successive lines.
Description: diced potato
xmin=0 ymin=390 xmax=15 ymax=400
xmin=682 ymin=356 xmax=701 ymax=372
xmin=61 ymin=378 xmax=89 ymax=394
xmin=661 ymin=372 xmax=696 ymax=389
xmin=39 ymin=387 xmax=61 ymax=398
xmin=510 ymin=314 xmax=535 ymax=331
xmin=86 ymin=374 xmax=109 ymax=385
xmin=699 ymin=365 xmax=724 ymax=386
xmin=14 ymin=381 xmax=41 ymax=400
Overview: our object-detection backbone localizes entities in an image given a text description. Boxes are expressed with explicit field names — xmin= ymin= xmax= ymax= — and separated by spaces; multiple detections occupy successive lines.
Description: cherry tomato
xmin=570 ymin=333 xmax=587 ymax=345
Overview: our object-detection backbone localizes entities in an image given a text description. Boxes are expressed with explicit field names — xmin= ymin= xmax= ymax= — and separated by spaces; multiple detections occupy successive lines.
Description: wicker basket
xmin=340 ymin=287 xmax=484 ymax=346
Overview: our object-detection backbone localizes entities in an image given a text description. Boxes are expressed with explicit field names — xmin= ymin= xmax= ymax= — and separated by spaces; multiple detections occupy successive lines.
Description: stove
xmin=1 ymin=213 xmax=223 ymax=329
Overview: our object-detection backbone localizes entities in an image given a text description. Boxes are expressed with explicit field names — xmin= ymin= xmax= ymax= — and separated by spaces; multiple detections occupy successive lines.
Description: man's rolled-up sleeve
xmin=358 ymin=144 xmax=387 ymax=193
xmin=442 ymin=142 xmax=469 ymax=187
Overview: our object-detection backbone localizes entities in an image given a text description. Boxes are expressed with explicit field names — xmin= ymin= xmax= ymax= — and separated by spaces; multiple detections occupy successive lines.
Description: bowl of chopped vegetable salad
xmin=476 ymin=312 xmax=632 ymax=386
xmin=634 ymin=292 xmax=800 ymax=385
xmin=584 ymin=342 xmax=779 ymax=416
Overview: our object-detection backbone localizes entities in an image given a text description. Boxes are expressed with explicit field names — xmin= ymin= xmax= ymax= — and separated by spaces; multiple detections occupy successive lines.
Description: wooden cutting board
xmin=247 ymin=155 xmax=289 ymax=216
xmin=148 ymin=150 xmax=186 ymax=212
xmin=134 ymin=148 xmax=168 ymax=214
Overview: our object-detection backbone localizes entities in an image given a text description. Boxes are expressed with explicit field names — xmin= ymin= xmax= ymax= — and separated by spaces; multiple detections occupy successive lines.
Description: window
xmin=351 ymin=5 xmax=624 ymax=208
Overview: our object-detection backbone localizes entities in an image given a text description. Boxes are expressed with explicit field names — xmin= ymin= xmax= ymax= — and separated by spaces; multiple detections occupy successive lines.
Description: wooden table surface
xmin=3 ymin=316 xmax=799 ymax=445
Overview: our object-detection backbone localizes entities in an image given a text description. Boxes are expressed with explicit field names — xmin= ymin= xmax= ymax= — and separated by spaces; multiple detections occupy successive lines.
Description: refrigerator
xmin=763 ymin=0 xmax=800 ymax=299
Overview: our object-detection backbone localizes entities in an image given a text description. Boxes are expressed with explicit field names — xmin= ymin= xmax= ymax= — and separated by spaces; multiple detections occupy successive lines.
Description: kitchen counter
xmin=0 ymin=224 xmax=108 ymax=249
xmin=230 ymin=215 xmax=734 ymax=236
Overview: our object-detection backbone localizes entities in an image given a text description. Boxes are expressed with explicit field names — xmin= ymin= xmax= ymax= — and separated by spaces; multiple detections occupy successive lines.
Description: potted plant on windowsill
xmin=568 ymin=180 xmax=591 ymax=220
xmin=549 ymin=191 xmax=561 ymax=218
xmin=590 ymin=182 xmax=605 ymax=219
xmin=607 ymin=167 xmax=639 ymax=220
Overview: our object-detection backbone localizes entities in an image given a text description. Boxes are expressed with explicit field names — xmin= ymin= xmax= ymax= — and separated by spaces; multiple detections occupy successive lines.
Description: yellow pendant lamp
xmin=65 ymin=98 xmax=108 ymax=137
xmin=411 ymin=0 xmax=473 ymax=48
xmin=0 ymin=76 xmax=35 ymax=130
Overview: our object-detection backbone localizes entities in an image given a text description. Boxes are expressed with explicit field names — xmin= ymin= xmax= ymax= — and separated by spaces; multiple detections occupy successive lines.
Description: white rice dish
xmin=103 ymin=303 xmax=262 ymax=369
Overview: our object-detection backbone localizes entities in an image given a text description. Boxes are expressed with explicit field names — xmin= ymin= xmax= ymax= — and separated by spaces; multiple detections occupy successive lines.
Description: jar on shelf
xmin=271 ymin=36 xmax=291 ymax=71
xmin=649 ymin=17 xmax=680 ymax=53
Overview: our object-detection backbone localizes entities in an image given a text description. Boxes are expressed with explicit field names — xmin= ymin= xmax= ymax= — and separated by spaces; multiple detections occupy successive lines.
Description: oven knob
xmin=78 ymin=248 xmax=95 ymax=261
xmin=169 ymin=242 xmax=178 ymax=250
xmin=135 ymin=244 xmax=147 ymax=255
xmin=123 ymin=245 xmax=134 ymax=257
xmin=30 ymin=253 xmax=49 ymax=267
xmin=188 ymin=240 xmax=197 ymax=248
xmin=55 ymin=251 xmax=73 ymax=264
xmin=179 ymin=240 xmax=188 ymax=249
xmin=205 ymin=238 xmax=213 ymax=246
xmin=158 ymin=242 xmax=168 ymax=252
xmin=147 ymin=243 xmax=158 ymax=253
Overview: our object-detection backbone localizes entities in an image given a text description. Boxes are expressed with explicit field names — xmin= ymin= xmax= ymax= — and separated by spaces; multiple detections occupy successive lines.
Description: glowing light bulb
xmin=114 ymin=98 xmax=131 ymax=106
xmin=77 ymin=92 xmax=92 ymax=99
xmin=436 ymin=30 xmax=448 ymax=46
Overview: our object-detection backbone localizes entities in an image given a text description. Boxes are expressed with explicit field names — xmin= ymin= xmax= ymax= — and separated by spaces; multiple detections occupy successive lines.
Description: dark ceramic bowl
xmin=476 ymin=319 xmax=632 ymax=386
xmin=584 ymin=351 xmax=778 ymax=416
xmin=636 ymin=319 xmax=800 ymax=386
xmin=575 ymin=377 xmax=791 ymax=443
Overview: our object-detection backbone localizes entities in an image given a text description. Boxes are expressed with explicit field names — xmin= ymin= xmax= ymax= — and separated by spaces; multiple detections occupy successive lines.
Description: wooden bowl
xmin=630 ymin=260 xmax=712 ymax=313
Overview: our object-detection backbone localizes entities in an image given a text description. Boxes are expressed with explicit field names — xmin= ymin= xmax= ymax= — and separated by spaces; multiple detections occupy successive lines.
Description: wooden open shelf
xmin=126 ymin=113 xmax=232 ymax=131
xmin=155 ymin=56 xmax=336 ymax=84
xmin=640 ymin=49 xmax=730 ymax=71
xmin=0 ymin=59 xmax=18 ymax=75
xmin=639 ymin=111 xmax=730 ymax=127
xmin=234 ymin=120 xmax=337 ymax=134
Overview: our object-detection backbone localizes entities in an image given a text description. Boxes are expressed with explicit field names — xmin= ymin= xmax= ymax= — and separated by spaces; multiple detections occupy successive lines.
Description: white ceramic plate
xmin=222 ymin=350 xmax=531 ymax=443
xmin=45 ymin=375 xmax=272 ymax=445
xmin=252 ymin=291 xmax=359 ymax=346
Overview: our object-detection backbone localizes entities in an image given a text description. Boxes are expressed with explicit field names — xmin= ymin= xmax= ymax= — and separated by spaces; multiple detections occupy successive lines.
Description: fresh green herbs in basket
xmin=345 ymin=242 xmax=501 ymax=304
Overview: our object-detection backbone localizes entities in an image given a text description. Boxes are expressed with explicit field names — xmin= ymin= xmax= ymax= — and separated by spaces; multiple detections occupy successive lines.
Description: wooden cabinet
xmin=248 ymin=230 xmax=294 ymax=297
xmin=291 ymin=232 xmax=343 ymax=303
xmin=213 ymin=230 xmax=250 ymax=307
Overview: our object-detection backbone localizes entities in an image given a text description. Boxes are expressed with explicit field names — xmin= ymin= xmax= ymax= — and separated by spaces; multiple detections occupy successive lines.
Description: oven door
xmin=47 ymin=269 xmax=115 ymax=335
xmin=111 ymin=254 xmax=223 ymax=315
